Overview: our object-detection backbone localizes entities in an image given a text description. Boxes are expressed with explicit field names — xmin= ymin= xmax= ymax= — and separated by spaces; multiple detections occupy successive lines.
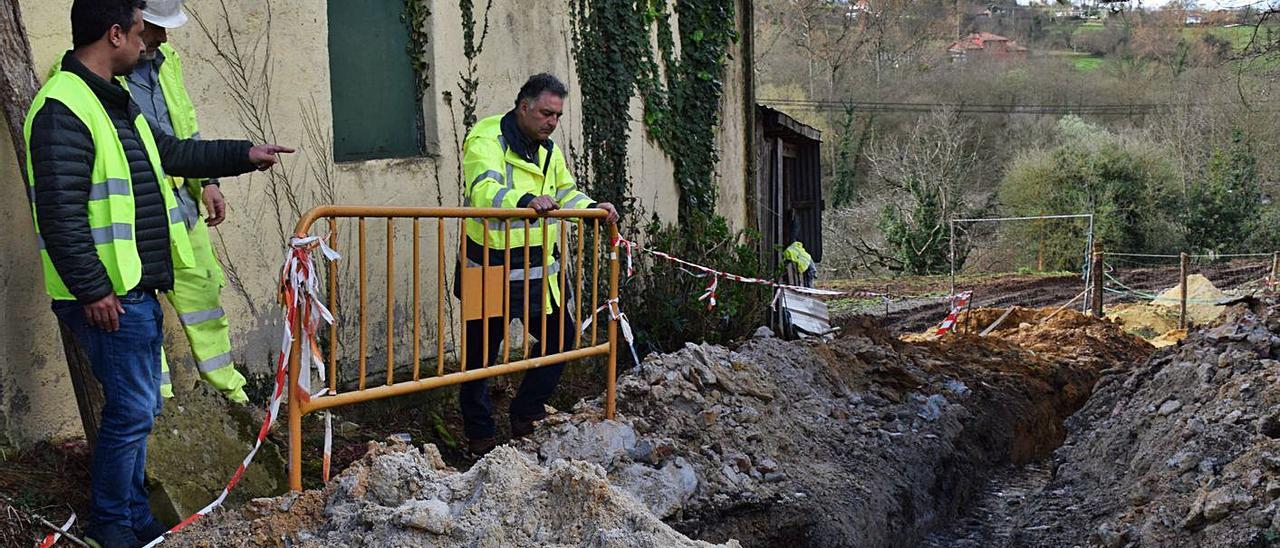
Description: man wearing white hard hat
xmin=123 ymin=0 xmax=251 ymax=405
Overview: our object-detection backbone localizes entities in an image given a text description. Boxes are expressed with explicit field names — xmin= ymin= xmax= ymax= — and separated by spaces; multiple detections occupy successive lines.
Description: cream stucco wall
xmin=2 ymin=0 xmax=750 ymax=443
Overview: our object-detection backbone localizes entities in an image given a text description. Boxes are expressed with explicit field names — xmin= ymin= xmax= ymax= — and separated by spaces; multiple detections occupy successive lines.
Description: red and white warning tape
xmin=611 ymin=235 xmax=888 ymax=306
xmin=137 ymin=235 xmax=339 ymax=547
xmin=934 ymin=291 xmax=973 ymax=336
xmin=36 ymin=512 xmax=75 ymax=548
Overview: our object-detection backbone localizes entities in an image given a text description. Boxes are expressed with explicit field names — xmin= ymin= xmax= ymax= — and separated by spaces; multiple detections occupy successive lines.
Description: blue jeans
xmin=53 ymin=290 xmax=164 ymax=537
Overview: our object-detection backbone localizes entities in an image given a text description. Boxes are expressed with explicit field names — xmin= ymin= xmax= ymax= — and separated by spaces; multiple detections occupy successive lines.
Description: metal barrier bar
xmin=592 ymin=220 xmax=600 ymax=346
xmin=412 ymin=219 xmax=421 ymax=381
xmin=560 ymin=223 xmax=569 ymax=352
xmin=574 ymin=219 xmax=585 ymax=349
xmin=327 ymin=217 xmax=337 ymax=393
xmin=436 ymin=218 xmax=445 ymax=378
xmin=458 ymin=218 xmax=467 ymax=374
xmin=523 ymin=223 xmax=531 ymax=359
xmin=358 ymin=218 xmax=367 ymax=390
xmin=541 ymin=224 xmax=549 ymax=357
xmin=502 ymin=221 xmax=511 ymax=364
xmin=287 ymin=206 xmax=617 ymax=492
xmin=386 ymin=219 xmax=395 ymax=386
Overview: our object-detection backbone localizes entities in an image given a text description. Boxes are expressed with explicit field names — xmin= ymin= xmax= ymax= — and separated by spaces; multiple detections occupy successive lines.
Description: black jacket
xmin=28 ymin=52 xmax=257 ymax=303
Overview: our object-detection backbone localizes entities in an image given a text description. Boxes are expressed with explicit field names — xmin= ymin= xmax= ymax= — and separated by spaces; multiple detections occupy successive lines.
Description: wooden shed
xmin=753 ymin=105 xmax=824 ymax=274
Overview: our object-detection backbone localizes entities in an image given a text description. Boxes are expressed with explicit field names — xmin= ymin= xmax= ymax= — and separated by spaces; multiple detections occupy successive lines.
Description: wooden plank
xmin=979 ymin=306 xmax=1016 ymax=337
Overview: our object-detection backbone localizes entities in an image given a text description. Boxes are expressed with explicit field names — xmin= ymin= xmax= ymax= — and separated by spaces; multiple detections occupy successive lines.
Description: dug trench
xmin=176 ymin=308 xmax=1151 ymax=546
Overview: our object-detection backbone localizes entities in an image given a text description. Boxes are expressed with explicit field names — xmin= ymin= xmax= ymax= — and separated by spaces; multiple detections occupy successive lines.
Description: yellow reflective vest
xmin=462 ymin=114 xmax=594 ymax=308
xmin=25 ymin=63 xmax=195 ymax=300
xmin=782 ymin=241 xmax=814 ymax=273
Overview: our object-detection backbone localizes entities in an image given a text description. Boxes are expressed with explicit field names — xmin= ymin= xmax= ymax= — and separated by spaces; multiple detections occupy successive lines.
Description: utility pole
xmin=1 ymin=0 xmax=105 ymax=447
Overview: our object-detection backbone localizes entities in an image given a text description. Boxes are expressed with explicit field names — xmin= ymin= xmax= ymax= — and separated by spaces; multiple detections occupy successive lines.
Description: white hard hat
xmin=142 ymin=0 xmax=189 ymax=29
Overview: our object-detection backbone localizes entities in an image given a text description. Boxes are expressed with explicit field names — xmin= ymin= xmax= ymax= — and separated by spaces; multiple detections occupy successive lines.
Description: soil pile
xmin=1108 ymin=274 xmax=1232 ymax=346
xmin=1013 ymin=302 xmax=1280 ymax=547
xmin=175 ymin=309 xmax=1151 ymax=547
xmin=176 ymin=440 xmax=736 ymax=547
xmin=519 ymin=312 xmax=1149 ymax=546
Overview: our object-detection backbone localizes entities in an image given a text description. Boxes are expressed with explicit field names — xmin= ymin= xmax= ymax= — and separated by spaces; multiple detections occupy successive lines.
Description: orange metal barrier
xmin=286 ymin=206 xmax=620 ymax=491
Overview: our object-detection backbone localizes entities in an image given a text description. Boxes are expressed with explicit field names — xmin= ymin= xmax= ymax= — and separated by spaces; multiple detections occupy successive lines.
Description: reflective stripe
xmin=565 ymin=196 xmax=593 ymax=209
xmin=498 ymin=135 xmax=507 ymax=153
xmin=492 ymin=187 xmax=512 ymax=208
xmin=505 ymin=162 xmax=514 ymax=192
xmin=26 ymin=185 xmax=36 ymax=204
xmin=555 ymin=187 xmax=576 ymax=200
xmin=465 ymin=260 xmax=561 ymax=281
xmin=510 ymin=262 xmax=560 ymax=281
xmin=87 ymin=178 xmax=130 ymax=200
xmin=190 ymin=131 xmax=201 ymax=140
xmin=91 ymin=223 xmax=133 ymax=244
xmin=160 ymin=370 xmax=171 ymax=386
xmin=180 ymin=307 xmax=225 ymax=326
xmin=470 ymin=170 xmax=504 ymax=192
xmin=485 ymin=218 xmax=559 ymax=230
xmin=197 ymin=351 xmax=233 ymax=373
xmin=169 ymin=207 xmax=184 ymax=225
xmin=36 ymin=224 xmax=132 ymax=249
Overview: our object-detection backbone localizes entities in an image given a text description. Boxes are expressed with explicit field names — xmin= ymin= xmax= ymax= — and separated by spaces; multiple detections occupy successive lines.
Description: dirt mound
xmin=176 ymin=440 xmax=735 ymax=547
xmin=1012 ymin=305 xmax=1280 ymax=547
xmin=1153 ymin=274 xmax=1228 ymax=324
xmin=175 ymin=308 xmax=1155 ymax=547
xmin=513 ymin=311 xmax=1147 ymax=546
xmin=1108 ymin=275 xmax=1232 ymax=346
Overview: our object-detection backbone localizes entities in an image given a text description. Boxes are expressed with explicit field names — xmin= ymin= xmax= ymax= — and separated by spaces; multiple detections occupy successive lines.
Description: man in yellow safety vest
xmin=24 ymin=1 xmax=291 ymax=545
xmin=122 ymin=0 xmax=249 ymax=404
xmin=458 ymin=73 xmax=618 ymax=455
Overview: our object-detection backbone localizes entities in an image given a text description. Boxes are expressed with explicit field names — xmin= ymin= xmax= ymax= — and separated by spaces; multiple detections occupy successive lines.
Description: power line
xmin=758 ymin=97 xmax=1280 ymax=116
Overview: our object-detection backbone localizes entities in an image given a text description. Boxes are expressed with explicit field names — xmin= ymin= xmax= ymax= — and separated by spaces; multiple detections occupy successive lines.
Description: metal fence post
xmin=1090 ymin=242 xmax=1103 ymax=317
xmin=606 ymin=224 xmax=621 ymax=420
xmin=1179 ymin=252 xmax=1189 ymax=330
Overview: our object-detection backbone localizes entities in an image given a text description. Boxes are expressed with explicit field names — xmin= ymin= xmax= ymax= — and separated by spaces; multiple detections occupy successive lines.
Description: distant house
xmin=947 ymin=32 xmax=1030 ymax=61
xmin=1185 ymin=12 xmax=1203 ymax=25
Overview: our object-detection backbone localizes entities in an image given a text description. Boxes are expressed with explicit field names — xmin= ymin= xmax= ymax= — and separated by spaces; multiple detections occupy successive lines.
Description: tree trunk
xmin=1 ymin=0 xmax=105 ymax=448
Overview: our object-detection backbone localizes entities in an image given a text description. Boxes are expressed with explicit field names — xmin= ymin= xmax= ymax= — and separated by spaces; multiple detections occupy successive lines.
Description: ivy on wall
xmin=402 ymin=0 xmax=431 ymax=99
xmin=572 ymin=0 xmax=764 ymax=353
xmin=458 ymin=0 xmax=494 ymax=132
xmin=572 ymin=0 xmax=738 ymax=226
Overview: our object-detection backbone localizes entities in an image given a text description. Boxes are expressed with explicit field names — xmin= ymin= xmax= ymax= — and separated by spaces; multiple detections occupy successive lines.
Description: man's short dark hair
xmin=514 ymin=73 xmax=568 ymax=108
xmin=71 ymin=0 xmax=146 ymax=49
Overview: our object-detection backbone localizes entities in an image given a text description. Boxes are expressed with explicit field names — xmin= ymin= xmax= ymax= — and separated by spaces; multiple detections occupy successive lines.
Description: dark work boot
xmin=510 ymin=414 xmax=546 ymax=439
xmin=83 ymin=523 xmax=139 ymax=548
xmin=134 ymin=519 xmax=170 ymax=546
xmin=466 ymin=436 xmax=498 ymax=457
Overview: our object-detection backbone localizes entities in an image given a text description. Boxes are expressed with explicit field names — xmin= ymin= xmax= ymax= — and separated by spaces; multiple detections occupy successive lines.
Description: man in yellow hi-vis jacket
xmin=123 ymin=0 xmax=248 ymax=403
xmin=458 ymin=73 xmax=618 ymax=455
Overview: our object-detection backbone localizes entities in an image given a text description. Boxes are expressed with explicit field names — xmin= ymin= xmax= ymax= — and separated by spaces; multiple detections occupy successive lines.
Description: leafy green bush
xmin=623 ymin=214 xmax=772 ymax=356
xmin=999 ymin=116 xmax=1182 ymax=267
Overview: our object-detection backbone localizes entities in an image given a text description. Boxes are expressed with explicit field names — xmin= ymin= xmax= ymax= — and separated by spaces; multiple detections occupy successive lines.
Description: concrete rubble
xmin=175 ymin=439 xmax=736 ymax=547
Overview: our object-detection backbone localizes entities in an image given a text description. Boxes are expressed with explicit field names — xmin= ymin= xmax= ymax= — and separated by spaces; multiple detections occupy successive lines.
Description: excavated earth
xmin=175 ymin=308 xmax=1154 ymax=547
xmin=1012 ymin=301 xmax=1280 ymax=547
